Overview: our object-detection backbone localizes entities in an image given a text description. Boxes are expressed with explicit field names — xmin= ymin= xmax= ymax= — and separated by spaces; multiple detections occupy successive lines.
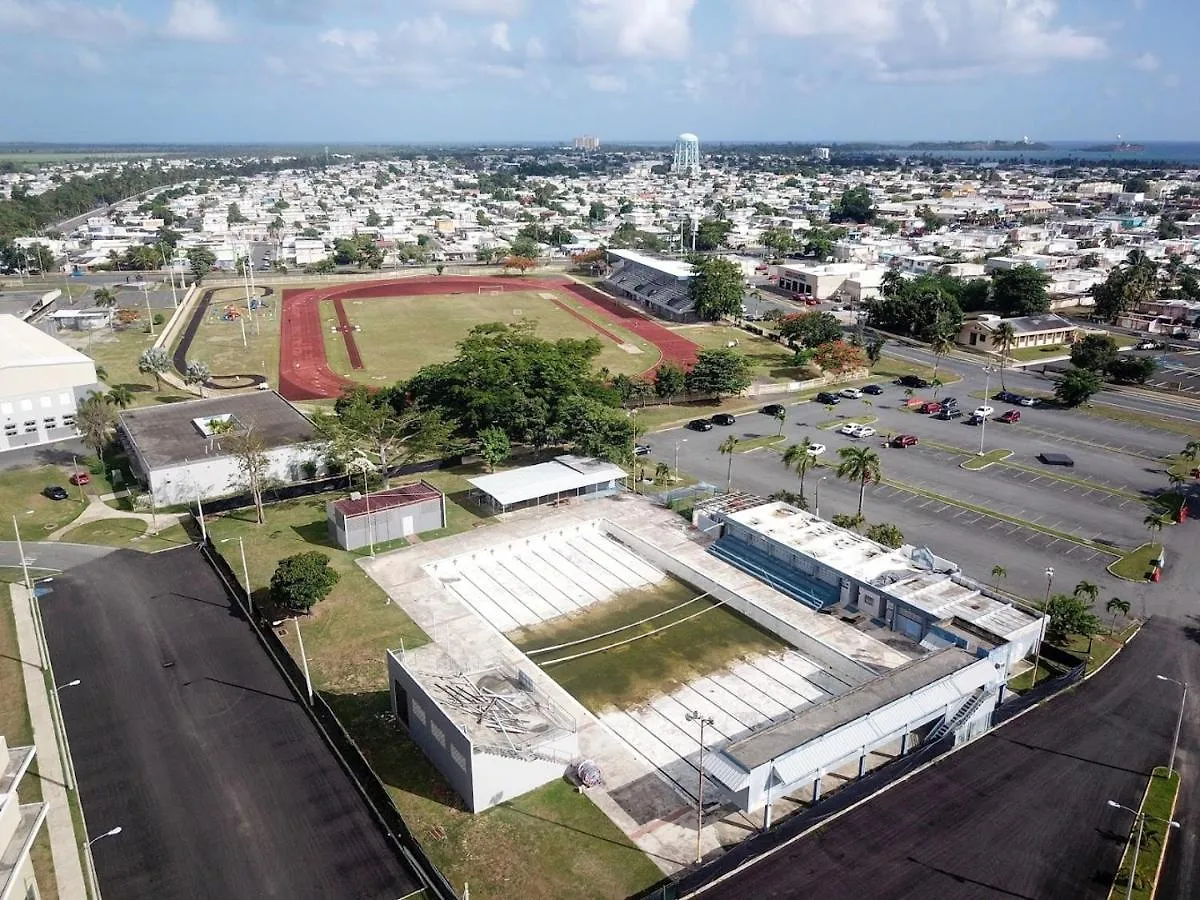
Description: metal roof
xmin=721 ymin=649 xmax=987 ymax=773
xmin=332 ymin=481 xmax=441 ymax=518
xmin=0 ymin=314 xmax=94 ymax=370
xmin=467 ymin=455 xmax=627 ymax=507
xmin=608 ymin=248 xmax=695 ymax=280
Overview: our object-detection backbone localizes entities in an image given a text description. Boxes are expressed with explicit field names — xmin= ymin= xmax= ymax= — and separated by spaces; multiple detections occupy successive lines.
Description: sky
xmin=1 ymin=0 xmax=1196 ymax=144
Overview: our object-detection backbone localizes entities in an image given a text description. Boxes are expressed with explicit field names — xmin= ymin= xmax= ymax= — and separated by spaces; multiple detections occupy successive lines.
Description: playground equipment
xmin=221 ymin=305 xmax=243 ymax=321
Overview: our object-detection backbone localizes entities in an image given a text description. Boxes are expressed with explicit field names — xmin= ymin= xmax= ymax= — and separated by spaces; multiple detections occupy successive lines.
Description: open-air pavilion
xmin=467 ymin=455 xmax=628 ymax=513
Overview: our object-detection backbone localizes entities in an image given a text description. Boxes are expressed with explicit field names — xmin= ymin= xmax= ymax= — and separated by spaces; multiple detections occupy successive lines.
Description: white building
xmin=957 ymin=313 xmax=1079 ymax=353
xmin=118 ymin=392 xmax=325 ymax=505
xmin=0 ymin=734 xmax=47 ymax=900
xmin=0 ymin=315 xmax=98 ymax=453
xmin=604 ymin=249 xmax=696 ymax=320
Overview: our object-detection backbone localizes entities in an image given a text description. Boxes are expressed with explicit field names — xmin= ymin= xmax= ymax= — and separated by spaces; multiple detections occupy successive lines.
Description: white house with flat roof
xmin=957 ymin=313 xmax=1079 ymax=354
xmin=0 ymin=314 xmax=98 ymax=453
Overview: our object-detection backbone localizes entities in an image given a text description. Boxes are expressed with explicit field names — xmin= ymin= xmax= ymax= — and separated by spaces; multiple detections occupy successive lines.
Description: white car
xmin=839 ymin=422 xmax=861 ymax=435
xmin=806 ymin=443 xmax=827 ymax=457
xmin=854 ymin=425 xmax=877 ymax=438
xmin=840 ymin=387 xmax=864 ymax=399
xmin=972 ymin=405 xmax=995 ymax=418
xmin=1018 ymin=396 xmax=1039 ymax=407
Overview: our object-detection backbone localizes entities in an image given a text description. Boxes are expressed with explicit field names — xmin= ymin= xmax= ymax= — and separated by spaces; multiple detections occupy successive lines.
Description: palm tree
xmin=107 ymin=384 xmax=134 ymax=409
xmin=1181 ymin=440 xmax=1200 ymax=462
xmin=881 ymin=268 xmax=903 ymax=298
xmin=1143 ymin=511 xmax=1170 ymax=545
xmin=1105 ymin=597 xmax=1130 ymax=634
xmin=928 ymin=328 xmax=956 ymax=391
xmin=993 ymin=322 xmax=1016 ymax=391
xmin=774 ymin=407 xmax=787 ymax=436
xmin=75 ymin=393 xmax=117 ymax=464
xmin=836 ymin=445 xmax=882 ymax=518
xmin=782 ymin=437 xmax=817 ymax=504
xmin=719 ymin=436 xmax=739 ymax=491
xmin=990 ymin=564 xmax=1007 ymax=590
xmin=94 ymin=365 xmax=109 ymax=384
xmin=1073 ymin=580 xmax=1099 ymax=605
xmin=654 ymin=462 xmax=670 ymax=485
xmin=92 ymin=286 xmax=117 ymax=308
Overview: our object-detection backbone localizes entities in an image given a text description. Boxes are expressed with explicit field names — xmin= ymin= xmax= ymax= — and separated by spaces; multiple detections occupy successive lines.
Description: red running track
xmin=277 ymin=276 xmax=701 ymax=401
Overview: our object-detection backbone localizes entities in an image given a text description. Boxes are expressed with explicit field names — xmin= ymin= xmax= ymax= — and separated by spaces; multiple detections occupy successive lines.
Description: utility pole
xmin=686 ymin=710 xmax=714 ymax=865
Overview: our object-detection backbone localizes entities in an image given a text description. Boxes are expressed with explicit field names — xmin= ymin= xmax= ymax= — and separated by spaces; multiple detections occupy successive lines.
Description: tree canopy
xmin=1091 ymin=251 xmax=1159 ymax=322
xmin=833 ymin=185 xmax=875 ymax=224
xmin=1069 ymin=334 xmax=1119 ymax=372
xmin=270 ymin=551 xmax=340 ymax=613
xmin=866 ymin=275 xmax=965 ymax=339
xmin=778 ymin=311 xmax=842 ymax=348
xmin=1054 ymin=366 xmax=1104 ymax=407
xmin=684 ymin=348 xmax=751 ymax=399
xmin=991 ymin=264 xmax=1051 ymax=317
xmin=689 ymin=256 xmax=744 ymax=321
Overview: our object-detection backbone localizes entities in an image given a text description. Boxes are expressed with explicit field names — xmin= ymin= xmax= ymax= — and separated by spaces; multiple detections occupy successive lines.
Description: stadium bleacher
xmin=603 ymin=251 xmax=696 ymax=321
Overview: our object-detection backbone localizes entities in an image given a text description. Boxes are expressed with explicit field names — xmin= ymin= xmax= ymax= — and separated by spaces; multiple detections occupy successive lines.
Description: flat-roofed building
xmin=467 ymin=455 xmax=627 ymax=513
xmin=327 ymin=481 xmax=446 ymax=551
xmin=0 ymin=314 xmax=98 ymax=453
xmin=0 ymin=734 xmax=48 ymax=900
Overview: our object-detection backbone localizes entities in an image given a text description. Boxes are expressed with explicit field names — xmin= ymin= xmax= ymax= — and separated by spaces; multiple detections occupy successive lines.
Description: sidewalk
xmin=9 ymin=584 xmax=88 ymax=900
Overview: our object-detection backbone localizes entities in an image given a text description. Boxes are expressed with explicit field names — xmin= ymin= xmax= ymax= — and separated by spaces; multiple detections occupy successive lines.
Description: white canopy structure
xmin=468 ymin=455 xmax=628 ymax=512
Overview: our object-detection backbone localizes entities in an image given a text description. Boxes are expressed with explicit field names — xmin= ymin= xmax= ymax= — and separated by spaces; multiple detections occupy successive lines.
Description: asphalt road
xmin=38 ymin=546 xmax=420 ymax=900
xmin=694 ymin=616 xmax=1198 ymax=900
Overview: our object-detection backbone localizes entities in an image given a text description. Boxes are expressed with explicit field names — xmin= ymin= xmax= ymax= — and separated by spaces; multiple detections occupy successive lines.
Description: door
xmin=401 ymin=516 xmax=414 ymax=537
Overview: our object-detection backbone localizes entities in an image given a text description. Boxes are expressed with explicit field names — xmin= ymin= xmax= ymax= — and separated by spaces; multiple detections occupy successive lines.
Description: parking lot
xmin=1147 ymin=348 xmax=1200 ymax=396
xmin=658 ymin=379 xmax=1191 ymax=604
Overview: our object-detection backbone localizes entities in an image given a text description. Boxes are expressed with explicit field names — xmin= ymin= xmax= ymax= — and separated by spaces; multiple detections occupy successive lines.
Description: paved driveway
xmin=38 ymin=546 xmax=420 ymax=900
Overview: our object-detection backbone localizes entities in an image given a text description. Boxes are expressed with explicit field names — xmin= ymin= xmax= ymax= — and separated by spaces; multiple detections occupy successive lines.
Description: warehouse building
xmin=0 ymin=313 xmax=98 ymax=453
xmin=327 ymin=481 xmax=446 ymax=551
xmin=118 ymin=391 xmax=324 ymax=505
xmin=386 ymin=646 xmax=578 ymax=813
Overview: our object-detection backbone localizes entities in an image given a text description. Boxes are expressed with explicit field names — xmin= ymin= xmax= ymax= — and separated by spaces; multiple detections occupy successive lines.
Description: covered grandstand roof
xmin=608 ymin=249 xmax=694 ymax=280
xmin=468 ymin=455 xmax=627 ymax=508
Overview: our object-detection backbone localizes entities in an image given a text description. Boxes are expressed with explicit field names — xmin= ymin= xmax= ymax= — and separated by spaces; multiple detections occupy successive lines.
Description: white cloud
xmin=320 ymin=27 xmax=379 ymax=57
xmin=0 ymin=0 xmax=144 ymax=41
xmin=1162 ymin=73 xmax=1180 ymax=89
xmin=525 ymin=35 xmax=545 ymax=59
xmin=1131 ymin=51 xmax=1159 ymax=71
xmin=489 ymin=21 xmax=511 ymax=52
xmin=586 ymin=72 xmax=628 ymax=92
xmin=435 ymin=0 xmax=527 ymax=15
xmin=77 ymin=47 xmax=104 ymax=73
xmin=741 ymin=0 xmax=1106 ymax=80
xmin=396 ymin=14 xmax=450 ymax=47
xmin=163 ymin=0 xmax=230 ymax=42
xmin=573 ymin=0 xmax=695 ymax=61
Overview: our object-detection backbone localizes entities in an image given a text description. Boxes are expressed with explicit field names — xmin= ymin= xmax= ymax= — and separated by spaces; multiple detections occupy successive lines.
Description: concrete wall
xmin=147 ymin=442 xmax=322 ymax=505
xmin=0 ymin=382 xmax=94 ymax=453
xmin=602 ymin=521 xmax=876 ymax=686
xmin=468 ymin=736 xmax=575 ymax=813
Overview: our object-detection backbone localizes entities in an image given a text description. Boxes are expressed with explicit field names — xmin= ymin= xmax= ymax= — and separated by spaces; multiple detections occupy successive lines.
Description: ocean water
xmin=890 ymin=141 xmax=1200 ymax=166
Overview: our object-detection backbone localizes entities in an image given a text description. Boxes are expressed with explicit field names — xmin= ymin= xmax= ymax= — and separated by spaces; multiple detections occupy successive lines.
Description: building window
xmin=430 ymin=723 xmax=446 ymax=746
xmin=3 ymin=424 xmax=16 ymax=437
xmin=450 ymin=744 xmax=467 ymax=771
xmin=411 ymin=700 xmax=427 ymax=724
xmin=40 ymin=396 xmax=52 ymax=409
xmin=59 ymin=392 xmax=72 ymax=406
xmin=23 ymin=420 xmax=38 ymax=433
xmin=61 ymin=415 xmax=75 ymax=428
xmin=43 ymin=417 xmax=57 ymax=430
xmin=20 ymin=399 xmax=32 ymax=412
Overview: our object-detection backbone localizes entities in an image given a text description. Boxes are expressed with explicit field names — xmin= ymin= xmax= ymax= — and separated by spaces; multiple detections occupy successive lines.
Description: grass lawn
xmin=818 ymin=415 xmax=878 ymax=431
xmin=512 ymin=577 xmax=788 ymax=711
xmin=57 ymin=325 xmax=188 ymax=407
xmin=675 ymin=324 xmax=809 ymax=383
xmin=1114 ymin=767 xmax=1181 ymax=900
xmin=57 ymin=518 xmax=192 ymax=551
xmin=1108 ymin=543 xmax=1163 ymax=581
xmin=734 ymin=434 xmax=786 ymax=452
xmin=0 ymin=467 xmax=86 ymax=543
xmin=1062 ymin=623 xmax=1139 ymax=673
xmin=0 ymin=567 xmax=58 ymax=584
xmin=209 ymin=475 xmax=662 ymax=900
xmin=1 ymin=595 xmax=60 ymax=900
xmin=1007 ymin=661 xmax=1057 ymax=693
xmin=324 ymin=291 xmax=657 ymax=386
xmin=181 ymin=285 xmax=279 ymax=385
xmin=961 ymin=448 xmax=1013 ymax=471
xmin=1010 ymin=344 xmax=1068 ymax=362
xmin=872 ymin=355 xmax=951 ymax=385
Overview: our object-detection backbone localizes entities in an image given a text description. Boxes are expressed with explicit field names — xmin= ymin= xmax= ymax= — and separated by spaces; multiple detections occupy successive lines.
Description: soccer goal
xmin=478 ymin=286 xmax=505 ymax=295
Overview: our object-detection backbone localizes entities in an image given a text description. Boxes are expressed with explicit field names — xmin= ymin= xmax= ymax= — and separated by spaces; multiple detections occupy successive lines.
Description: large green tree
xmin=866 ymin=277 xmax=964 ymax=338
xmin=137 ymin=346 xmax=172 ymax=391
xmin=759 ymin=227 xmax=795 ymax=258
xmin=270 ymin=551 xmax=340 ymax=613
xmin=1069 ymin=334 xmax=1119 ymax=372
xmin=778 ymin=311 xmax=842 ymax=348
xmin=689 ymin=256 xmax=744 ymax=321
xmin=685 ymin=348 xmax=751 ymax=399
xmin=1091 ymin=251 xmax=1159 ymax=322
xmin=834 ymin=185 xmax=875 ymax=224
xmin=1054 ymin=366 xmax=1104 ymax=407
xmin=1044 ymin=592 xmax=1102 ymax=644
xmin=653 ymin=362 xmax=687 ymax=404
xmin=991 ymin=265 xmax=1051 ymax=317
xmin=187 ymin=246 xmax=216 ymax=283
xmin=836 ymin=446 xmax=882 ymax=518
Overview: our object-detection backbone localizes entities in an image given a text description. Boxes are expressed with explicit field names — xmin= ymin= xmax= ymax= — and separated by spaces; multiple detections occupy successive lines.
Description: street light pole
xmin=674 ymin=439 xmax=687 ymax=485
xmin=295 ymin=618 xmax=313 ymax=704
xmin=1156 ymin=675 xmax=1187 ymax=776
xmin=1029 ymin=566 xmax=1052 ymax=688
xmin=12 ymin=515 xmax=31 ymax=593
xmin=978 ymin=367 xmax=994 ymax=456
xmin=56 ymin=679 xmax=81 ymax=692
xmin=87 ymin=826 xmax=122 ymax=848
xmin=686 ymin=710 xmax=714 ymax=865
xmin=1107 ymin=800 xmax=1181 ymax=900
xmin=815 ymin=476 xmax=827 ymax=519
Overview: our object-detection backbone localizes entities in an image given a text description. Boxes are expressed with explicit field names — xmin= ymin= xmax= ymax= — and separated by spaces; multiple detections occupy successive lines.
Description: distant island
xmin=905 ymin=140 xmax=1051 ymax=151
xmin=1080 ymin=142 xmax=1146 ymax=153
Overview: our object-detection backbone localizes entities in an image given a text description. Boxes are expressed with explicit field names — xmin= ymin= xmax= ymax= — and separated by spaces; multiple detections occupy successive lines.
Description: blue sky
xmin=1 ymin=0 xmax=1195 ymax=144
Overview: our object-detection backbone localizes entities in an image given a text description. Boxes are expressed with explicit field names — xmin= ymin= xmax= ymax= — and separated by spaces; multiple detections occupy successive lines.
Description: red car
xmin=919 ymin=402 xmax=942 ymax=415
xmin=69 ymin=471 xmax=90 ymax=486
xmin=998 ymin=410 xmax=1022 ymax=423
xmin=890 ymin=434 xmax=919 ymax=448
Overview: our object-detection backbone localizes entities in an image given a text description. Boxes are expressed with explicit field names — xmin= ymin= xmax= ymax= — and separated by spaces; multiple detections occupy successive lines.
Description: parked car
xmin=1038 ymin=452 xmax=1075 ymax=467
xmin=862 ymin=384 xmax=884 ymax=395
xmin=687 ymin=419 xmax=713 ymax=432
xmin=998 ymin=410 xmax=1022 ymax=423
xmin=972 ymin=405 xmax=995 ymax=418
xmin=68 ymin=471 xmax=90 ymax=486
xmin=712 ymin=413 xmax=736 ymax=426
xmin=761 ymin=403 xmax=786 ymax=417
xmin=890 ymin=434 xmax=919 ymax=448
xmin=43 ymin=485 xmax=69 ymax=501
xmin=919 ymin=402 xmax=942 ymax=415
xmin=1017 ymin=396 xmax=1040 ymax=407
xmin=1135 ymin=340 xmax=1158 ymax=350
xmin=840 ymin=422 xmax=862 ymax=435
xmin=995 ymin=390 xmax=1018 ymax=403
xmin=805 ymin=298 xmax=821 ymax=306
xmin=940 ymin=396 xmax=958 ymax=408
xmin=815 ymin=392 xmax=842 ymax=405
xmin=840 ymin=387 xmax=864 ymax=399
xmin=633 ymin=444 xmax=652 ymax=457
xmin=854 ymin=425 xmax=877 ymax=438
xmin=896 ymin=375 xmax=931 ymax=388
xmin=806 ymin=443 xmax=827 ymax=456
xmin=936 ymin=408 xmax=964 ymax=420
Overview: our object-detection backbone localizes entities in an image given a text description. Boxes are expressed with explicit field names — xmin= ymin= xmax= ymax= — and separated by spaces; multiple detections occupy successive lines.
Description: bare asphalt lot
xmin=693 ymin=616 xmax=1198 ymax=900
xmin=39 ymin=546 xmax=419 ymax=900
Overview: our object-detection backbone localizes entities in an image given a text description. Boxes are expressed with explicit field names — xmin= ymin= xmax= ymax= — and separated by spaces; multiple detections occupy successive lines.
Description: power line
xmin=539 ymin=598 xmax=727 ymax=667
xmin=525 ymin=592 xmax=710 ymax=656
